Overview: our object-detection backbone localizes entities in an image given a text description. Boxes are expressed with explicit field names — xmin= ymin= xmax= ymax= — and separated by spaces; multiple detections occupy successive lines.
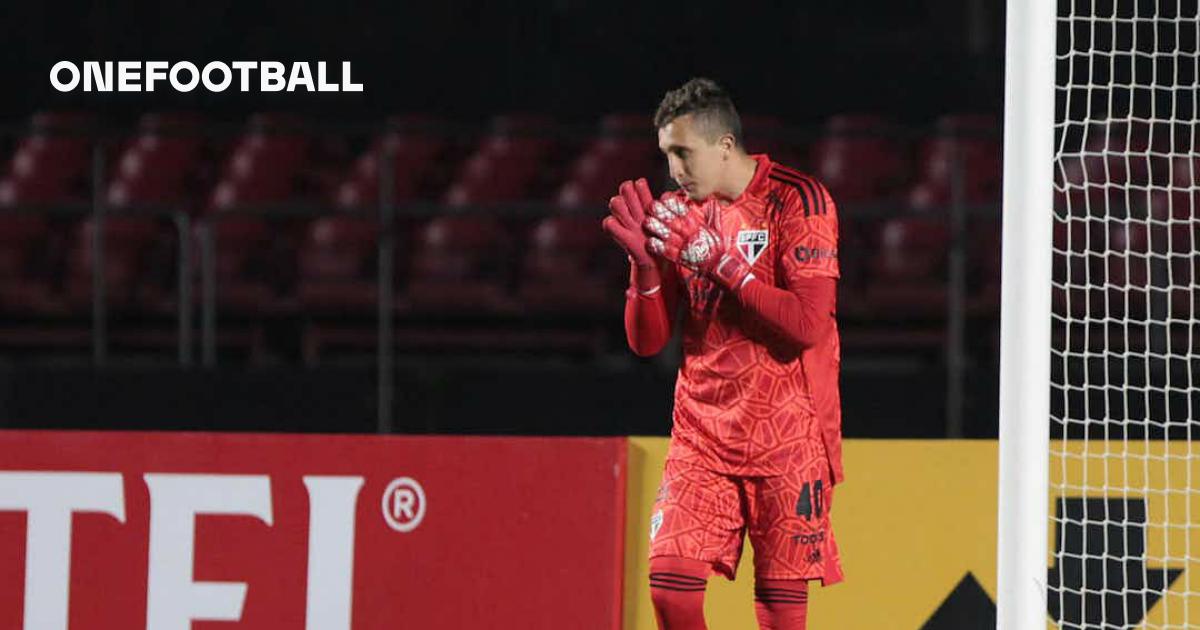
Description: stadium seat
xmin=556 ymin=135 xmax=659 ymax=208
xmin=518 ymin=215 xmax=616 ymax=313
xmin=444 ymin=115 xmax=558 ymax=206
xmin=1051 ymin=218 xmax=1113 ymax=320
xmin=968 ymin=219 xmax=1002 ymax=315
xmin=906 ymin=180 xmax=951 ymax=210
xmin=0 ymin=213 xmax=58 ymax=314
xmin=1101 ymin=220 xmax=1198 ymax=322
xmin=1102 ymin=222 xmax=1158 ymax=320
xmin=860 ymin=217 xmax=950 ymax=319
xmin=405 ymin=215 xmax=513 ymax=313
xmin=1168 ymin=223 xmax=1197 ymax=319
xmin=334 ymin=114 xmax=451 ymax=209
xmin=1164 ymin=156 xmax=1200 ymax=219
xmin=0 ymin=112 xmax=94 ymax=207
xmin=296 ymin=217 xmax=380 ymax=312
xmin=106 ymin=113 xmax=204 ymax=207
xmin=810 ymin=114 xmax=904 ymax=203
xmin=198 ymin=217 xmax=289 ymax=314
xmin=207 ymin=114 xmax=310 ymax=210
xmin=64 ymin=217 xmax=161 ymax=310
xmin=1058 ymin=121 xmax=1162 ymax=202
xmin=912 ymin=114 xmax=1001 ymax=205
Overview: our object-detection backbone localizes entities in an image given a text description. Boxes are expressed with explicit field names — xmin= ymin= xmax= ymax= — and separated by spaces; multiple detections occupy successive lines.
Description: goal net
xmin=1001 ymin=0 xmax=1199 ymax=628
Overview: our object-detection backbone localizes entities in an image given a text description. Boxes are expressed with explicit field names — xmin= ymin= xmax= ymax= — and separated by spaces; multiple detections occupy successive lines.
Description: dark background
xmin=0 ymin=1 xmax=1007 ymax=438
xmin=0 ymin=1 xmax=1004 ymax=122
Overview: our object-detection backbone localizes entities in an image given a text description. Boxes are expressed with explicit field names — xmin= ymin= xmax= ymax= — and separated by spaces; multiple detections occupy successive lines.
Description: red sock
xmin=754 ymin=578 xmax=809 ymax=630
xmin=649 ymin=556 xmax=710 ymax=630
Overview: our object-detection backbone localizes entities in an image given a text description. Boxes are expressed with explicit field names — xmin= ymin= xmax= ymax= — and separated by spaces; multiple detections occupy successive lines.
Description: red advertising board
xmin=0 ymin=431 xmax=626 ymax=630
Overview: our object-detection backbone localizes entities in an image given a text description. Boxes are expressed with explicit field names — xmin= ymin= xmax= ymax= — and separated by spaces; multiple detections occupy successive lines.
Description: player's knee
xmin=649 ymin=557 xmax=710 ymax=628
xmin=753 ymin=577 xmax=808 ymax=604
xmin=754 ymin=578 xmax=809 ymax=630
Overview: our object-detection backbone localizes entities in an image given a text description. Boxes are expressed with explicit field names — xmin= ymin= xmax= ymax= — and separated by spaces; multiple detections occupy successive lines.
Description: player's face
xmin=657 ymin=115 xmax=729 ymax=201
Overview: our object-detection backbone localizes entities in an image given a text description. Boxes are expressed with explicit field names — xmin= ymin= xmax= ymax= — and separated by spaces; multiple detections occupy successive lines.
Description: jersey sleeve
xmin=773 ymin=174 xmax=840 ymax=286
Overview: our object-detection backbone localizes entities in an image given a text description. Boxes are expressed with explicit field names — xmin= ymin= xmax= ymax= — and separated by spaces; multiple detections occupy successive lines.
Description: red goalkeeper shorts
xmin=647 ymin=455 xmax=844 ymax=584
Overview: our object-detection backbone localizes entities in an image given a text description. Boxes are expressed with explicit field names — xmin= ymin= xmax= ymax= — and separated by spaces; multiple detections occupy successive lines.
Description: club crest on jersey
xmin=736 ymin=229 xmax=769 ymax=264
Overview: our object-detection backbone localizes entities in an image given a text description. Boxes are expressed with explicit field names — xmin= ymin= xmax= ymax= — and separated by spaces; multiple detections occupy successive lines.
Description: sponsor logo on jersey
xmin=791 ymin=531 xmax=826 ymax=546
xmin=737 ymin=229 xmax=769 ymax=264
xmin=794 ymin=246 xmax=838 ymax=264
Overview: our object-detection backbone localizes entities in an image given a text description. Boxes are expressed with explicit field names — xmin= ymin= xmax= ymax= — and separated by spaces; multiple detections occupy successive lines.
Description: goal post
xmin=998 ymin=0 xmax=1056 ymax=628
xmin=1001 ymin=0 xmax=1200 ymax=628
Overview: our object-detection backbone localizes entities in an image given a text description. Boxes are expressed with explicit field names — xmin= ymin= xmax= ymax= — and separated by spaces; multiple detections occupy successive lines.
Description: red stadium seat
xmin=1102 ymin=220 xmax=1196 ymax=320
xmin=911 ymin=114 xmax=1001 ymax=205
xmin=556 ymin=135 xmax=660 ymax=208
xmin=334 ymin=115 xmax=451 ymax=208
xmin=968 ymin=219 xmax=1002 ymax=314
xmin=837 ymin=215 xmax=952 ymax=355
xmin=107 ymin=114 xmax=204 ymax=207
xmin=554 ymin=114 xmax=663 ymax=208
xmin=1100 ymin=222 xmax=1157 ymax=320
xmin=810 ymin=115 xmax=905 ymax=203
xmin=1168 ymin=223 xmax=1197 ymax=319
xmin=296 ymin=217 xmax=380 ymax=312
xmin=444 ymin=152 xmax=541 ymax=205
xmin=64 ymin=217 xmax=160 ymax=309
xmin=859 ymin=217 xmax=950 ymax=318
xmin=0 ymin=112 xmax=94 ymax=207
xmin=199 ymin=218 xmax=288 ymax=314
xmin=906 ymin=180 xmax=951 ymax=210
xmin=519 ymin=215 xmax=616 ymax=313
xmin=0 ymin=214 xmax=48 ymax=279
xmin=405 ymin=215 xmax=513 ymax=313
xmin=0 ymin=214 xmax=58 ymax=314
xmin=1164 ymin=156 xmax=1200 ymax=219
xmin=442 ymin=115 xmax=558 ymax=206
xmin=1051 ymin=218 xmax=1110 ymax=320
xmin=207 ymin=114 xmax=311 ymax=210
xmin=1055 ymin=120 xmax=1163 ymax=198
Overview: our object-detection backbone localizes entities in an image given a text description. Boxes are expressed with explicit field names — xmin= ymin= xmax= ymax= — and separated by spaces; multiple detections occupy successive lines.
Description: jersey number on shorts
xmin=795 ymin=480 xmax=824 ymax=521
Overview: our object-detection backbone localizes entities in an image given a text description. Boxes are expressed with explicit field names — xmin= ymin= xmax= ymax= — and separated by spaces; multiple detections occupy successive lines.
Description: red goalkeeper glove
xmin=644 ymin=198 xmax=755 ymax=292
xmin=601 ymin=178 xmax=656 ymax=267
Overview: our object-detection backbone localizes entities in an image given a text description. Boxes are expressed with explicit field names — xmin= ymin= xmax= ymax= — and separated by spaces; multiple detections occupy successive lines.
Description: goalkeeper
xmin=602 ymin=78 xmax=844 ymax=630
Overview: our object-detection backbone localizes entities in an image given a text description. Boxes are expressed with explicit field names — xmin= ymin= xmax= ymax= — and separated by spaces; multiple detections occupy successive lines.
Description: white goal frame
xmin=997 ymin=0 xmax=1056 ymax=628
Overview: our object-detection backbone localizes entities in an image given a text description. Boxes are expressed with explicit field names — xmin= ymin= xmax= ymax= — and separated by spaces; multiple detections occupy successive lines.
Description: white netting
xmin=1051 ymin=0 xmax=1199 ymax=628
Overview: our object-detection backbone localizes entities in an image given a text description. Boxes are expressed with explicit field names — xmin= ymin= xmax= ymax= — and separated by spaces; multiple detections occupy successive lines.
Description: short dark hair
xmin=653 ymin=78 xmax=743 ymax=146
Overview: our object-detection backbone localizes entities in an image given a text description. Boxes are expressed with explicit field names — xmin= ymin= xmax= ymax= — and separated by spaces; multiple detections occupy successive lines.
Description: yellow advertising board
xmin=1048 ymin=440 xmax=1200 ymax=629
xmin=624 ymin=438 xmax=1200 ymax=629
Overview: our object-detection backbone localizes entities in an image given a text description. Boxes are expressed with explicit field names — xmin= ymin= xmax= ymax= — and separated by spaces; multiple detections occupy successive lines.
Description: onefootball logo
xmin=50 ymin=61 xmax=364 ymax=93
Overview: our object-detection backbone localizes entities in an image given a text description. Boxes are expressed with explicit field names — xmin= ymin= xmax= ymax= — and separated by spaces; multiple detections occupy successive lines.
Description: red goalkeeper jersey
xmin=655 ymin=155 xmax=844 ymax=481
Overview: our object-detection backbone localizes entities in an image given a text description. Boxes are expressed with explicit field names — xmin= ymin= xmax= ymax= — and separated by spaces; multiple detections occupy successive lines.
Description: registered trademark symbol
xmin=381 ymin=477 xmax=426 ymax=532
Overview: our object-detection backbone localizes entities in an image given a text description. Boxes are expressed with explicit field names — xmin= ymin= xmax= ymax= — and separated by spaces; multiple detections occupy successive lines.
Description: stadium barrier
xmin=9 ymin=433 xmax=1181 ymax=629
xmin=626 ymin=438 xmax=1197 ymax=629
xmin=0 ymin=431 xmax=626 ymax=629
xmin=625 ymin=438 xmax=1000 ymax=629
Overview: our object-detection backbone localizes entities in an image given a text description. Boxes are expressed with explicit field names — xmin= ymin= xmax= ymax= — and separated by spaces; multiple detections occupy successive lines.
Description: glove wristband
xmin=629 ymin=258 xmax=663 ymax=293
xmin=711 ymin=253 xmax=754 ymax=293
